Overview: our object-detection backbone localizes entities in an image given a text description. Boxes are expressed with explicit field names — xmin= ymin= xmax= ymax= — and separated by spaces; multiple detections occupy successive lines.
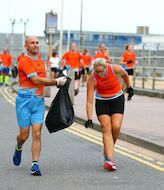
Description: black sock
xmin=32 ymin=161 xmax=38 ymax=163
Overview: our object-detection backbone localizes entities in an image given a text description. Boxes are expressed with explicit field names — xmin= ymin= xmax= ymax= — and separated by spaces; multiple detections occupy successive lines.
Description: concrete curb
xmin=12 ymin=81 xmax=164 ymax=155
xmin=134 ymin=88 xmax=164 ymax=99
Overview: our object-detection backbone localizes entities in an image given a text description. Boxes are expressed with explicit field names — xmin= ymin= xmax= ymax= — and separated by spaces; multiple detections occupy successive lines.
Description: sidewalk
xmin=45 ymin=85 xmax=164 ymax=154
xmin=11 ymin=82 xmax=164 ymax=154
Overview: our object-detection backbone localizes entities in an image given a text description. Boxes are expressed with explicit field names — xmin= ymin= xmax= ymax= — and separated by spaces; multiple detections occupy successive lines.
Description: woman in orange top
xmin=62 ymin=43 xmax=82 ymax=95
xmin=119 ymin=44 xmax=136 ymax=100
xmin=81 ymin=49 xmax=92 ymax=86
xmin=94 ymin=44 xmax=111 ymax=63
xmin=85 ymin=58 xmax=133 ymax=171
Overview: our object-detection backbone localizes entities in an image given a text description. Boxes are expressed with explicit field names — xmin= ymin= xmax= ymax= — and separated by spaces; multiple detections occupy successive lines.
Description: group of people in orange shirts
xmin=49 ymin=42 xmax=136 ymax=97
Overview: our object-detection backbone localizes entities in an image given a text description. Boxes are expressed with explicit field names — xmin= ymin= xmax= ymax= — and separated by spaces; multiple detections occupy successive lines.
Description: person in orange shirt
xmin=94 ymin=44 xmax=111 ymax=63
xmin=12 ymin=36 xmax=67 ymax=176
xmin=81 ymin=49 xmax=92 ymax=87
xmin=0 ymin=54 xmax=3 ymax=85
xmin=119 ymin=44 xmax=136 ymax=100
xmin=62 ymin=43 xmax=82 ymax=95
xmin=1 ymin=48 xmax=12 ymax=86
xmin=85 ymin=58 xmax=133 ymax=171
xmin=17 ymin=52 xmax=25 ymax=63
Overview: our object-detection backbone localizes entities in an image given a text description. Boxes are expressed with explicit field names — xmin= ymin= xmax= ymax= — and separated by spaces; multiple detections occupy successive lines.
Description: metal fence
xmin=112 ymin=56 xmax=164 ymax=91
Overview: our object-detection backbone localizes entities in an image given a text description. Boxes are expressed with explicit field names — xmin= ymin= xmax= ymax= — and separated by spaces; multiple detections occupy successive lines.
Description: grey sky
xmin=0 ymin=0 xmax=164 ymax=36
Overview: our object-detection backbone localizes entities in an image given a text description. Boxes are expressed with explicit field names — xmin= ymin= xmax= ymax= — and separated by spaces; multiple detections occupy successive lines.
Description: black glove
xmin=127 ymin=87 xmax=134 ymax=100
xmin=127 ymin=60 xmax=133 ymax=64
xmin=85 ymin=120 xmax=94 ymax=128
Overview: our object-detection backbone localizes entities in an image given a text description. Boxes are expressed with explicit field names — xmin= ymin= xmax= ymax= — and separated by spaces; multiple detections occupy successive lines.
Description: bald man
xmin=13 ymin=36 xmax=67 ymax=176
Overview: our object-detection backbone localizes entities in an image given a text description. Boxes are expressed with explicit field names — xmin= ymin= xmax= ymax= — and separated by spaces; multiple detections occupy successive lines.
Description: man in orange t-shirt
xmin=81 ymin=49 xmax=92 ymax=86
xmin=17 ymin=52 xmax=25 ymax=63
xmin=62 ymin=43 xmax=82 ymax=95
xmin=1 ymin=48 xmax=12 ymax=86
xmin=12 ymin=36 xmax=67 ymax=176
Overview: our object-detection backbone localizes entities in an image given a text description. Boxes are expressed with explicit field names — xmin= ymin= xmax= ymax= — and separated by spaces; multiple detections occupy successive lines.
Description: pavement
xmin=11 ymin=80 xmax=164 ymax=154
xmin=0 ymin=90 xmax=164 ymax=190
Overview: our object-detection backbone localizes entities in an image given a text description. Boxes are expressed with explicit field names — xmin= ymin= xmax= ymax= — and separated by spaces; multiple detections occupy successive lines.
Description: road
xmin=0 ymin=86 xmax=164 ymax=190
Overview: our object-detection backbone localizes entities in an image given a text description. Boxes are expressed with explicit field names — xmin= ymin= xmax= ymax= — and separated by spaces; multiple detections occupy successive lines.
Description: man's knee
xmin=32 ymin=130 xmax=41 ymax=140
xmin=18 ymin=133 xmax=29 ymax=142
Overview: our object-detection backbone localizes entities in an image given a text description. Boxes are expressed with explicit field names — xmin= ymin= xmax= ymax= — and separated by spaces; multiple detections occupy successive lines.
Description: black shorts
xmin=95 ymin=94 xmax=125 ymax=117
xmin=75 ymin=71 xmax=81 ymax=80
xmin=126 ymin=69 xmax=134 ymax=76
xmin=81 ymin=67 xmax=89 ymax=75
xmin=51 ymin=68 xmax=58 ymax=73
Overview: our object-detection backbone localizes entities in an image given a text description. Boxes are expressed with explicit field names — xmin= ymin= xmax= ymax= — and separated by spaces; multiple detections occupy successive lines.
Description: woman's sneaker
xmin=103 ymin=157 xmax=117 ymax=171
xmin=13 ymin=146 xmax=22 ymax=166
xmin=30 ymin=162 xmax=41 ymax=176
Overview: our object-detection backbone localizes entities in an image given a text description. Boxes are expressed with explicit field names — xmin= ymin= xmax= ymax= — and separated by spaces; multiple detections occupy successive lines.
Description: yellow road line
xmin=0 ymin=87 xmax=15 ymax=106
xmin=66 ymin=128 xmax=164 ymax=172
xmin=70 ymin=126 xmax=155 ymax=162
xmin=4 ymin=87 xmax=15 ymax=102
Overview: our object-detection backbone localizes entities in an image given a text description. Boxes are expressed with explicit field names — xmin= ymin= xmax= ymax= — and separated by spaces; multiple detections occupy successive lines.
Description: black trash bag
xmin=45 ymin=76 xmax=74 ymax=133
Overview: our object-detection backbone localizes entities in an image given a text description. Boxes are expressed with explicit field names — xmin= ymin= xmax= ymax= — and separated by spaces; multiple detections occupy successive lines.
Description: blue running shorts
xmin=3 ymin=67 xmax=10 ymax=74
xmin=16 ymin=93 xmax=45 ymax=128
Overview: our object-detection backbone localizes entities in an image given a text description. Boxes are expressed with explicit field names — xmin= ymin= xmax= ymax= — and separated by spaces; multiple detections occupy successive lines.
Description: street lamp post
xmin=21 ymin=19 xmax=29 ymax=50
xmin=23 ymin=19 xmax=29 ymax=38
xmin=9 ymin=19 xmax=16 ymax=54
xmin=79 ymin=0 xmax=83 ymax=51
xmin=59 ymin=0 xmax=64 ymax=58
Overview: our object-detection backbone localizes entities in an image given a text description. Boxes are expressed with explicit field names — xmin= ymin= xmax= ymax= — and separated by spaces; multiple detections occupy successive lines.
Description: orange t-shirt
xmin=62 ymin=51 xmax=81 ymax=69
xmin=122 ymin=52 xmax=136 ymax=69
xmin=93 ymin=65 xmax=121 ymax=98
xmin=18 ymin=56 xmax=46 ymax=96
xmin=17 ymin=55 xmax=25 ymax=62
xmin=81 ymin=54 xmax=92 ymax=67
xmin=1 ymin=53 xmax=12 ymax=67
xmin=94 ymin=51 xmax=109 ymax=59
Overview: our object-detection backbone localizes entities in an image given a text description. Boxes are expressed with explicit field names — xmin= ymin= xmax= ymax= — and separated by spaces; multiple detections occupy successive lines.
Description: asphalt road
xmin=0 ymin=86 xmax=164 ymax=190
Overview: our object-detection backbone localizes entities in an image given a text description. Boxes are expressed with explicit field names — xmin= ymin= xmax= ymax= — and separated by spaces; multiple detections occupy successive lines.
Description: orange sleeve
xmin=19 ymin=60 xmax=37 ymax=78
xmin=62 ymin=52 xmax=68 ymax=60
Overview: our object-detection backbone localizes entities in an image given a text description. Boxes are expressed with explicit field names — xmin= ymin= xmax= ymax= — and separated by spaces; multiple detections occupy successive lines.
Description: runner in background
xmin=17 ymin=52 xmax=25 ymax=63
xmin=62 ymin=43 xmax=83 ymax=96
xmin=1 ymin=48 xmax=12 ymax=86
xmin=49 ymin=52 xmax=60 ymax=79
xmin=119 ymin=44 xmax=136 ymax=100
xmin=81 ymin=49 xmax=92 ymax=87
xmin=94 ymin=44 xmax=111 ymax=63
xmin=0 ymin=54 xmax=3 ymax=86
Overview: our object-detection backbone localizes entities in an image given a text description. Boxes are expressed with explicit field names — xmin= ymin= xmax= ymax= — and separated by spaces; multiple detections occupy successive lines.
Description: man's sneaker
xmin=103 ymin=157 xmax=117 ymax=171
xmin=13 ymin=146 xmax=22 ymax=166
xmin=30 ymin=162 xmax=41 ymax=176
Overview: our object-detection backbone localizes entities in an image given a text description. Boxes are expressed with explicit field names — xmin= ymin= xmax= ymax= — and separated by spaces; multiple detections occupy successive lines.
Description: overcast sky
xmin=0 ymin=0 xmax=164 ymax=36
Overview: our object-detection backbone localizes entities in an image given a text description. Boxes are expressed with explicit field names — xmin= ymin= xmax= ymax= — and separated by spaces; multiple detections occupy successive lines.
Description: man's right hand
xmin=56 ymin=77 xmax=67 ymax=86
xmin=85 ymin=120 xmax=94 ymax=128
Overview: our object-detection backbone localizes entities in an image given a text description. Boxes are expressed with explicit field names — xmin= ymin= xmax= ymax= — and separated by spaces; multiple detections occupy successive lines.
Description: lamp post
xmin=59 ymin=0 xmax=64 ymax=58
xmin=79 ymin=0 xmax=83 ymax=51
xmin=9 ymin=19 xmax=16 ymax=54
xmin=21 ymin=19 xmax=29 ymax=50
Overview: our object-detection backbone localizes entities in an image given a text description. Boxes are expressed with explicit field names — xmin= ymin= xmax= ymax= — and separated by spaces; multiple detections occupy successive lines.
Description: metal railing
xmin=112 ymin=56 xmax=164 ymax=91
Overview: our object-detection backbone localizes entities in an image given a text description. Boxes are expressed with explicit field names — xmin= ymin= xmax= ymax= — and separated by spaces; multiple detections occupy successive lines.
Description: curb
xmin=134 ymin=88 xmax=164 ymax=99
xmin=12 ymin=81 xmax=164 ymax=155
